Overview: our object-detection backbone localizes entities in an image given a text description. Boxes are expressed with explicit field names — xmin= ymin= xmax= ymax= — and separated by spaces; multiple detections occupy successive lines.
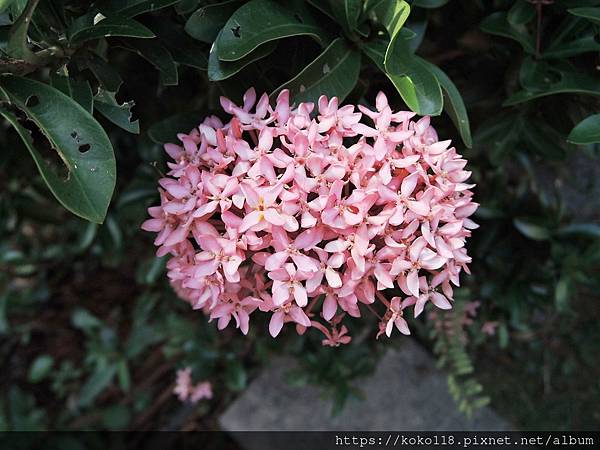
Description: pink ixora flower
xmin=173 ymin=368 xmax=212 ymax=404
xmin=143 ymin=88 xmax=478 ymax=344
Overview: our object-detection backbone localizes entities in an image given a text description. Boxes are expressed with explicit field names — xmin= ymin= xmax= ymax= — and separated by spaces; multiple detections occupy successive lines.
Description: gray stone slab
xmin=219 ymin=339 xmax=511 ymax=434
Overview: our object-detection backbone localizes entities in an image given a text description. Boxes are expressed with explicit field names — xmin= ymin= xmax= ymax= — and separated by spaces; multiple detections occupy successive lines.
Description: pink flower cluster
xmin=142 ymin=89 xmax=478 ymax=344
xmin=173 ymin=368 xmax=213 ymax=403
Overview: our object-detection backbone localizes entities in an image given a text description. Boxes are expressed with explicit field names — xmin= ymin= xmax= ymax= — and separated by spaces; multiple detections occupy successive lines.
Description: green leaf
xmin=209 ymin=32 xmax=276 ymax=81
xmin=146 ymin=17 xmax=208 ymax=70
xmin=49 ymin=74 xmax=93 ymax=114
xmin=102 ymin=404 xmax=130 ymax=430
xmin=28 ymin=355 xmax=54 ymax=383
xmin=557 ymin=223 xmax=600 ymax=238
xmin=94 ymin=88 xmax=139 ymax=134
xmin=68 ymin=14 xmax=155 ymax=45
xmin=373 ymin=0 xmax=410 ymax=61
xmin=513 ymin=218 xmax=551 ymax=241
xmin=72 ymin=308 xmax=103 ymax=331
xmin=411 ymin=0 xmax=448 ymax=8
xmin=225 ymin=360 xmax=247 ymax=391
xmin=555 ymin=277 xmax=570 ymax=312
xmin=87 ymin=53 xmax=123 ymax=92
xmin=505 ymin=61 xmax=600 ymax=105
xmin=568 ymin=7 xmax=600 ymax=25
xmin=480 ymin=12 xmax=535 ymax=54
xmin=0 ymin=76 xmax=116 ymax=223
xmin=215 ymin=0 xmax=330 ymax=62
xmin=542 ymin=30 xmax=600 ymax=59
xmin=0 ymin=0 xmax=18 ymax=14
xmin=327 ymin=0 xmax=362 ymax=34
xmin=78 ymin=365 xmax=117 ymax=408
xmin=185 ymin=0 xmax=242 ymax=43
xmin=119 ymin=39 xmax=178 ymax=86
xmin=147 ymin=111 xmax=202 ymax=144
xmin=365 ymin=37 xmax=442 ymax=116
xmin=272 ymin=37 xmax=361 ymax=104
xmin=567 ymin=114 xmax=600 ymax=144
xmin=421 ymin=60 xmax=471 ymax=147
xmin=507 ymin=0 xmax=535 ymax=26
xmin=108 ymin=0 xmax=182 ymax=17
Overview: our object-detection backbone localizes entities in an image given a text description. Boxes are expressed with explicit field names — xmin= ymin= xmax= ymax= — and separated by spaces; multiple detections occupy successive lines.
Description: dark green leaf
xmin=102 ymin=404 xmax=130 ymax=430
xmin=568 ymin=7 xmax=600 ymax=25
xmin=209 ymin=32 xmax=276 ymax=81
xmin=480 ymin=12 xmax=535 ymax=54
xmin=542 ymin=30 xmax=600 ymax=58
xmin=6 ymin=0 xmax=39 ymax=63
xmin=273 ymin=37 xmax=361 ymax=104
xmin=411 ymin=0 xmax=448 ymax=8
xmin=120 ymin=39 xmax=178 ymax=86
xmin=521 ymin=120 xmax=566 ymax=160
xmin=146 ymin=17 xmax=208 ymax=70
xmin=557 ymin=223 xmax=600 ymax=237
xmin=72 ymin=308 xmax=103 ymax=331
xmin=513 ymin=218 xmax=551 ymax=241
xmin=373 ymin=0 xmax=410 ymax=59
xmin=0 ymin=76 xmax=116 ymax=223
xmin=505 ymin=62 xmax=600 ymax=105
xmin=50 ymin=74 xmax=93 ymax=114
xmin=147 ymin=111 xmax=202 ymax=144
xmin=28 ymin=355 xmax=54 ymax=383
xmin=327 ymin=0 xmax=362 ymax=34
xmin=78 ymin=365 xmax=117 ymax=407
xmin=216 ymin=0 xmax=330 ymax=62
xmin=108 ymin=0 xmax=182 ymax=17
xmin=68 ymin=14 xmax=154 ymax=45
xmin=555 ymin=277 xmax=570 ymax=312
xmin=185 ymin=0 xmax=242 ymax=43
xmin=567 ymin=114 xmax=600 ymax=144
xmin=507 ymin=0 xmax=535 ymax=26
xmin=87 ymin=53 xmax=123 ymax=91
xmin=421 ymin=60 xmax=471 ymax=147
xmin=94 ymin=88 xmax=139 ymax=134
xmin=225 ymin=360 xmax=247 ymax=391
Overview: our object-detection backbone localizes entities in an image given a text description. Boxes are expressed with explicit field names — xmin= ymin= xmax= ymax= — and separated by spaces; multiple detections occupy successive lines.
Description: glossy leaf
xmin=480 ymin=12 xmax=535 ymax=54
xmin=421 ymin=60 xmax=472 ymax=147
xmin=50 ymin=74 xmax=93 ymax=114
xmin=28 ymin=355 xmax=54 ymax=383
xmin=327 ymin=0 xmax=362 ymax=34
xmin=366 ymin=37 xmax=442 ymax=116
xmin=68 ymin=14 xmax=154 ymax=45
xmin=215 ymin=0 xmax=330 ymax=62
xmin=185 ymin=0 xmax=242 ymax=43
xmin=567 ymin=114 xmax=600 ymax=144
xmin=209 ymin=32 xmax=276 ymax=81
xmin=0 ymin=76 xmax=116 ymax=223
xmin=568 ymin=7 xmax=600 ymax=25
xmin=87 ymin=53 xmax=123 ymax=92
xmin=273 ymin=38 xmax=361 ymax=104
xmin=5 ymin=0 xmax=39 ymax=63
xmin=542 ymin=30 xmax=600 ymax=59
xmin=373 ymin=0 xmax=410 ymax=63
xmin=94 ymin=89 xmax=139 ymax=134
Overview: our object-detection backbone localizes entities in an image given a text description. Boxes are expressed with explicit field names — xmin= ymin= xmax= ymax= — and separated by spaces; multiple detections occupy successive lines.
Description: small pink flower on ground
xmin=143 ymin=89 xmax=479 ymax=344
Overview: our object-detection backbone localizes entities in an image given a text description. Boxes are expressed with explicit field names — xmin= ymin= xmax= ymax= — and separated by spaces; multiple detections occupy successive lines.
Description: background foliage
xmin=1 ymin=0 xmax=599 ymax=431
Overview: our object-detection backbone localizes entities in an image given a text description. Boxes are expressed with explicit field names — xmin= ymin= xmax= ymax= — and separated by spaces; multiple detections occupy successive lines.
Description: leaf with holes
xmin=215 ymin=0 xmax=330 ymax=62
xmin=421 ymin=60 xmax=472 ymax=147
xmin=208 ymin=31 xmax=277 ymax=81
xmin=567 ymin=114 xmax=600 ymax=144
xmin=272 ymin=38 xmax=360 ymax=104
xmin=185 ymin=0 xmax=242 ymax=43
xmin=0 ymin=76 xmax=116 ymax=223
xmin=50 ymin=74 xmax=93 ymax=114
xmin=94 ymin=88 xmax=139 ymax=134
xmin=68 ymin=14 xmax=155 ymax=45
